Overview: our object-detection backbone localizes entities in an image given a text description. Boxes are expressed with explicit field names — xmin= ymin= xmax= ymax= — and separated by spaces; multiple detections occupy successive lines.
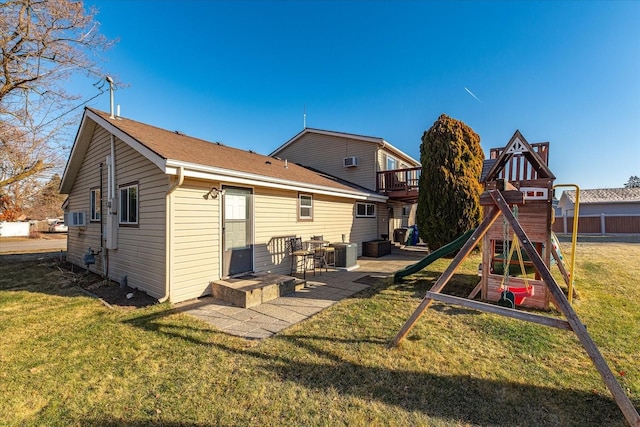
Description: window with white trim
xmin=386 ymin=155 xmax=397 ymax=171
xmin=298 ymin=194 xmax=313 ymax=221
xmin=90 ymin=188 xmax=101 ymax=222
xmin=356 ymin=202 xmax=376 ymax=218
xmin=119 ymin=183 xmax=138 ymax=225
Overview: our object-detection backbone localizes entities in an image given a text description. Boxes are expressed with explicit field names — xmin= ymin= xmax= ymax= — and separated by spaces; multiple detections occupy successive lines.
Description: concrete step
xmin=210 ymin=273 xmax=305 ymax=308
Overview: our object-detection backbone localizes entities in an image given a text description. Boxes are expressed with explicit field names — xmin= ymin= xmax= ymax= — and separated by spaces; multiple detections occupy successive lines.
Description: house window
xmin=356 ymin=202 xmax=376 ymax=218
xmin=119 ymin=183 xmax=138 ymax=225
xmin=386 ymin=155 xmax=397 ymax=171
xmin=298 ymin=194 xmax=313 ymax=221
xmin=90 ymin=188 xmax=101 ymax=222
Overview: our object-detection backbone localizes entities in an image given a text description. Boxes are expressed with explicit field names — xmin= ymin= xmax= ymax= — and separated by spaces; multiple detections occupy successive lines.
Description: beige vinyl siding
xmin=353 ymin=201 xmax=384 ymax=247
xmin=253 ymin=188 xmax=292 ymax=274
xmin=253 ymin=188 xmax=379 ymax=270
xmin=275 ymin=133 xmax=378 ymax=190
xmin=169 ymin=179 xmax=220 ymax=303
xmin=384 ymin=202 xmax=404 ymax=239
xmin=377 ymin=202 xmax=388 ymax=239
xmin=378 ymin=147 xmax=420 ymax=170
xmin=66 ymin=127 xmax=110 ymax=273
xmin=107 ymin=136 xmax=168 ymax=299
xmin=66 ymin=127 xmax=168 ymax=299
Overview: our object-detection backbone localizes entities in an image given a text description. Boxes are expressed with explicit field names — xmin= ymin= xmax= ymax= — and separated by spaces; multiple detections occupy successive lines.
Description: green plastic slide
xmin=393 ymin=228 xmax=477 ymax=282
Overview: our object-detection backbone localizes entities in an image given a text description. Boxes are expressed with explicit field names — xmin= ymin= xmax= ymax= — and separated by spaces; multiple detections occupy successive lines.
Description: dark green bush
xmin=417 ymin=114 xmax=484 ymax=249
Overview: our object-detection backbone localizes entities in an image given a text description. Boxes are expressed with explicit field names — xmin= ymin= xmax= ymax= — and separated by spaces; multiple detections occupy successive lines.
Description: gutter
xmin=164 ymin=161 xmax=388 ymax=202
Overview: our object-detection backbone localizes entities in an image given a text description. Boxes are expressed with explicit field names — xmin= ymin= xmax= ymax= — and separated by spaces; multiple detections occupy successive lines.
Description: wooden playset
xmin=475 ymin=130 xmax=555 ymax=310
xmin=389 ymin=131 xmax=640 ymax=426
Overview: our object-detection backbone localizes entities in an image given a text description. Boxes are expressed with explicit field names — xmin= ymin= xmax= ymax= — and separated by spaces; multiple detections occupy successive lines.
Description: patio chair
xmin=286 ymin=237 xmax=315 ymax=279
xmin=311 ymin=235 xmax=335 ymax=270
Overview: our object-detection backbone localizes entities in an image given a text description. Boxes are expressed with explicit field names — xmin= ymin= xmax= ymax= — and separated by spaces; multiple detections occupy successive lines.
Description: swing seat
xmin=497 ymin=289 xmax=515 ymax=308
xmin=500 ymin=286 xmax=534 ymax=305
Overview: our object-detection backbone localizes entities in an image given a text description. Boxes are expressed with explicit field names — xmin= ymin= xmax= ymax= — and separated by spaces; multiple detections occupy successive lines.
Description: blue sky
xmin=71 ymin=0 xmax=640 ymax=190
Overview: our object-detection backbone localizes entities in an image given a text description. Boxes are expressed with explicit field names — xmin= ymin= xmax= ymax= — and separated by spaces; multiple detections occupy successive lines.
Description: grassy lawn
xmin=1 ymin=239 xmax=638 ymax=426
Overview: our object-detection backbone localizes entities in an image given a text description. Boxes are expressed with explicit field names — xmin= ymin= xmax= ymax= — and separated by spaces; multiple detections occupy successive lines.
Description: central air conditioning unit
xmin=343 ymin=156 xmax=358 ymax=167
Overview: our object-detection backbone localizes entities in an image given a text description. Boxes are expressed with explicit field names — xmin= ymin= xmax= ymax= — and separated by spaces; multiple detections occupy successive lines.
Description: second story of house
xmin=269 ymin=128 xmax=421 ymax=202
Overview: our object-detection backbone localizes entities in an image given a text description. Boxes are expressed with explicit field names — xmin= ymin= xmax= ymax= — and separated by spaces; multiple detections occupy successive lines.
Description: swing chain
xmin=502 ymin=212 xmax=510 ymax=285
xmin=502 ymin=205 xmax=519 ymax=285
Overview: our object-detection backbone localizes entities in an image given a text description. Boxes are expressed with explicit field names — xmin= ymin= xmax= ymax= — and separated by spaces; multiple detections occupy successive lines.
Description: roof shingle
xmin=564 ymin=188 xmax=640 ymax=204
xmin=88 ymin=108 xmax=371 ymax=195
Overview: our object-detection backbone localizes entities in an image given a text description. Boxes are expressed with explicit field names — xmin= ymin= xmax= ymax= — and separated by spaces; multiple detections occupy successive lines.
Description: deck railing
xmin=376 ymin=167 xmax=421 ymax=194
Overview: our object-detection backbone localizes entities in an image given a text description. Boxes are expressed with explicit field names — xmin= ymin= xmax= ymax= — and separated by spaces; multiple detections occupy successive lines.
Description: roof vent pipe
xmin=284 ymin=159 xmax=288 ymax=168
xmin=106 ymin=76 xmax=115 ymax=119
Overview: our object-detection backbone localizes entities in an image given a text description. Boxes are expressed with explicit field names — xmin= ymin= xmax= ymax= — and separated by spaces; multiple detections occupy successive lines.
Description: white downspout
xmin=105 ymin=135 xmax=118 ymax=250
xmin=160 ymin=166 xmax=184 ymax=303
xmin=102 ymin=134 xmax=119 ymax=286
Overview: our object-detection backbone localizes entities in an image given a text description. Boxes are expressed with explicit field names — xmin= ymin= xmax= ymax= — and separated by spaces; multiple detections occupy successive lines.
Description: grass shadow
xmin=398 ymin=269 xmax=480 ymax=300
xmin=264 ymin=356 xmax=623 ymax=426
xmin=121 ymin=311 xmax=631 ymax=426
xmin=119 ymin=310 xmax=624 ymax=426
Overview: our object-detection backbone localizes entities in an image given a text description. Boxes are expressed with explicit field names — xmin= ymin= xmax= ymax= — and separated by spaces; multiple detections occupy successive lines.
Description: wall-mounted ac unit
xmin=66 ymin=211 xmax=86 ymax=227
xmin=343 ymin=156 xmax=358 ymax=167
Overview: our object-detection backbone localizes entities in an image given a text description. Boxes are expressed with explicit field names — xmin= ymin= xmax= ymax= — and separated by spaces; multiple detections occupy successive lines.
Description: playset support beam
xmin=491 ymin=191 xmax=640 ymax=426
xmin=424 ymin=291 xmax=571 ymax=330
xmin=388 ymin=205 xmax=501 ymax=347
xmin=388 ymin=188 xmax=640 ymax=426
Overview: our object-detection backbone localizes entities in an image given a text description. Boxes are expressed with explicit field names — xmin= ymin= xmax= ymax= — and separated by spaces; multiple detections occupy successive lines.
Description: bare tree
xmin=0 ymin=0 xmax=115 ymax=214
xmin=21 ymin=173 xmax=65 ymax=218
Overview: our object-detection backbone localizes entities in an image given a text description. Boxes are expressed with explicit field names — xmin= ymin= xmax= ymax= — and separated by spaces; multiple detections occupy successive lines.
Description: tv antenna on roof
xmin=303 ymin=104 xmax=306 ymax=129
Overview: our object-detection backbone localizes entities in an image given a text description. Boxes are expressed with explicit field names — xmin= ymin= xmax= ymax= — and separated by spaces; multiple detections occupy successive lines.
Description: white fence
xmin=0 ymin=221 xmax=31 ymax=237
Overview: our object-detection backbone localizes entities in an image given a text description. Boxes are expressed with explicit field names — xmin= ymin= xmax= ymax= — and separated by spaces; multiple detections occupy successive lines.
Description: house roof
xmin=269 ymin=127 xmax=420 ymax=167
xmin=60 ymin=108 xmax=387 ymax=202
xmin=563 ymin=188 xmax=640 ymax=204
xmin=482 ymin=130 xmax=555 ymax=182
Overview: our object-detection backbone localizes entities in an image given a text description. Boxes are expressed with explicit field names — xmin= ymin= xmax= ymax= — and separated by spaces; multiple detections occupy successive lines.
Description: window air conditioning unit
xmin=343 ymin=156 xmax=358 ymax=167
xmin=66 ymin=211 xmax=86 ymax=227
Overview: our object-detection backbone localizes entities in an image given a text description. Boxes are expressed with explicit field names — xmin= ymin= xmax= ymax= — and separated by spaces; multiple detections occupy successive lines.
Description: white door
xmin=222 ymin=187 xmax=253 ymax=277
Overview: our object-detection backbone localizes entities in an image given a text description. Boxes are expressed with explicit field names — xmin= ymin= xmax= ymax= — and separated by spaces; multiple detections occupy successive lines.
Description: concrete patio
xmin=174 ymin=245 xmax=428 ymax=339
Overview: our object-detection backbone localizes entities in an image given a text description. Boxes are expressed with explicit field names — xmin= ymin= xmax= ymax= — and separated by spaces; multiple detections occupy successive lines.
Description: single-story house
xmin=558 ymin=188 xmax=640 ymax=216
xmin=555 ymin=187 xmax=640 ymax=234
xmin=60 ymin=108 xmax=387 ymax=303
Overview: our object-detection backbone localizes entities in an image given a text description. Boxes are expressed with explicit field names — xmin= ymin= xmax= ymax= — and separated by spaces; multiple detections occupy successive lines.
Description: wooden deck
xmin=376 ymin=167 xmax=420 ymax=202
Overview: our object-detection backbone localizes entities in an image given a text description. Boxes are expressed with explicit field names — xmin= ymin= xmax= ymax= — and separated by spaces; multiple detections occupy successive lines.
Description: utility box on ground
xmin=330 ymin=243 xmax=358 ymax=268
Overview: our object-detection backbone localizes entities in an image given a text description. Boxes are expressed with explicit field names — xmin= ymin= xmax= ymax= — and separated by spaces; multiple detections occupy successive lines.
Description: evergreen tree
xmin=624 ymin=175 xmax=640 ymax=188
xmin=417 ymin=114 xmax=484 ymax=249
